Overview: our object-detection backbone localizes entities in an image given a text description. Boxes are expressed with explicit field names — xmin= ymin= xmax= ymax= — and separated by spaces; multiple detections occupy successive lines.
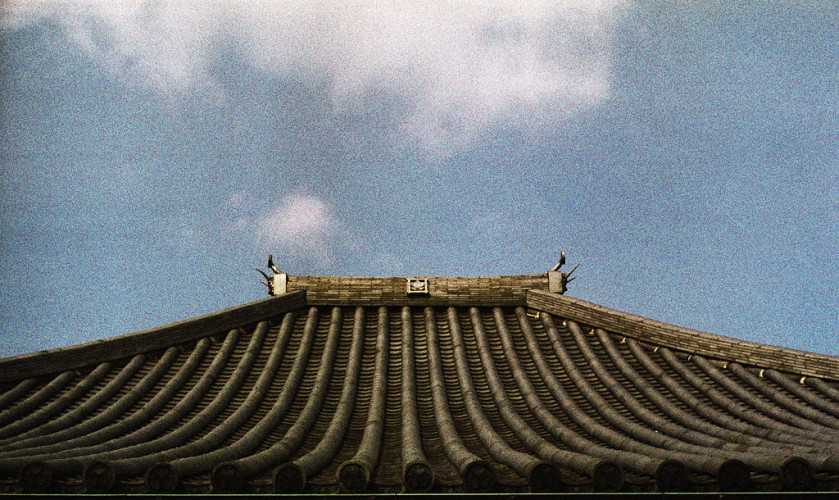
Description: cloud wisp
xmin=226 ymin=192 xmax=338 ymax=267
xmin=256 ymin=193 xmax=333 ymax=250
xmin=5 ymin=0 xmax=626 ymax=155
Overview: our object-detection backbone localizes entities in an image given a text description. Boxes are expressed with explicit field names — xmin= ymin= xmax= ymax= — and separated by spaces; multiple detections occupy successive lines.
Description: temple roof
xmin=1 ymin=273 xmax=838 ymax=495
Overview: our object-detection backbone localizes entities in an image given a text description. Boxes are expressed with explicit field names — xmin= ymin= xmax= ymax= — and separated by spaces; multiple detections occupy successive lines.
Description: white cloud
xmin=5 ymin=0 xmax=627 ymax=153
xmin=222 ymin=191 xmax=408 ymax=271
xmin=3 ymin=0 xmax=230 ymax=101
xmin=254 ymin=193 xmax=336 ymax=265
xmin=258 ymin=194 xmax=331 ymax=242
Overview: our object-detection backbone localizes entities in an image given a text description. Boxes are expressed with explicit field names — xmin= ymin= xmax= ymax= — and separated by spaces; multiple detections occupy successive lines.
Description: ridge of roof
xmin=3 ymin=272 xmax=837 ymax=383
xmin=0 ymin=291 xmax=305 ymax=383
xmin=286 ymin=273 xmax=550 ymax=305
xmin=528 ymin=289 xmax=839 ymax=381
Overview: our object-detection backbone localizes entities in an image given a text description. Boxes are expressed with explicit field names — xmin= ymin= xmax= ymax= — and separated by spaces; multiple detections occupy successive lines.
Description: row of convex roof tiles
xmin=0 ymin=305 xmax=838 ymax=494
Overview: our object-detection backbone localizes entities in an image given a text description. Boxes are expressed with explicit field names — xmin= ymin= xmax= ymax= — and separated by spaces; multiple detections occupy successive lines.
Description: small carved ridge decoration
xmin=549 ymin=251 xmax=579 ymax=295
xmin=406 ymin=278 xmax=429 ymax=296
xmin=256 ymin=254 xmax=288 ymax=296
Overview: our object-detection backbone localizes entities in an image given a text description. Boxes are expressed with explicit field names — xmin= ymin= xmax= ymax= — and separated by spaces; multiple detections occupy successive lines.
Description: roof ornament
xmin=256 ymin=254 xmax=288 ymax=296
xmin=548 ymin=251 xmax=578 ymax=295
xmin=406 ymin=278 xmax=430 ymax=296
xmin=268 ymin=254 xmax=281 ymax=274
xmin=550 ymin=251 xmax=566 ymax=272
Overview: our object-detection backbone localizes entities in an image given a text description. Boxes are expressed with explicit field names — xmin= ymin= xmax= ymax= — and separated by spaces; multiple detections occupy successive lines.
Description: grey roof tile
xmin=0 ymin=274 xmax=838 ymax=494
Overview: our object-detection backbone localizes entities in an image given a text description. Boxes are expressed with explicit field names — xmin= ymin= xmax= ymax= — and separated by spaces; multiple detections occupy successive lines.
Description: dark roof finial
xmin=548 ymin=252 xmax=578 ymax=294
xmin=550 ymin=251 xmax=566 ymax=272
xmin=268 ymin=254 xmax=281 ymax=274
xmin=256 ymin=255 xmax=287 ymax=296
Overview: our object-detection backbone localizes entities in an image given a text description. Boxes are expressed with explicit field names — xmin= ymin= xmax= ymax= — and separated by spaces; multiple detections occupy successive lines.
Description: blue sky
xmin=1 ymin=1 xmax=837 ymax=358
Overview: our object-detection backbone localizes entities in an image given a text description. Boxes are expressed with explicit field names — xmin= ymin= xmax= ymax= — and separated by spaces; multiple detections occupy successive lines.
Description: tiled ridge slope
xmin=0 ymin=292 xmax=306 ymax=382
xmin=528 ymin=290 xmax=839 ymax=380
xmin=1 ymin=303 xmax=839 ymax=493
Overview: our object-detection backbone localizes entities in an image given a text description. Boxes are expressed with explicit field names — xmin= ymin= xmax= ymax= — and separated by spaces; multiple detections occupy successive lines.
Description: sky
xmin=0 ymin=1 xmax=837 ymax=358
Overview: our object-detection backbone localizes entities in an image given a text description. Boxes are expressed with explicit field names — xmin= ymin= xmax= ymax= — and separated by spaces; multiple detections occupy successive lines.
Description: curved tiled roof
xmin=0 ymin=274 xmax=838 ymax=494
